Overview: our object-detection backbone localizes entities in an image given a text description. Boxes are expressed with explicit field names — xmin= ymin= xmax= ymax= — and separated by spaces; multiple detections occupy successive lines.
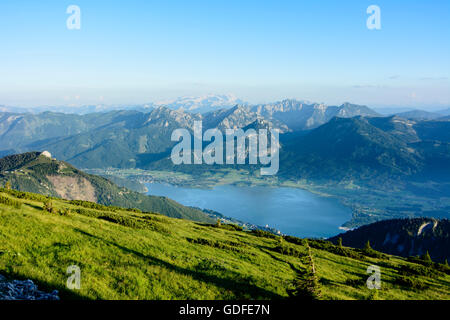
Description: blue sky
xmin=0 ymin=0 xmax=449 ymax=109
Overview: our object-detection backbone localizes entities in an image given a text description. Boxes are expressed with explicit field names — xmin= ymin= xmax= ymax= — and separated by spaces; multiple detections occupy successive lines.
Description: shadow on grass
xmin=73 ymin=228 xmax=284 ymax=300
xmin=24 ymin=203 xmax=43 ymax=211
xmin=317 ymin=254 xmax=370 ymax=271
xmin=318 ymin=277 xmax=339 ymax=286
xmin=259 ymin=247 xmax=303 ymax=274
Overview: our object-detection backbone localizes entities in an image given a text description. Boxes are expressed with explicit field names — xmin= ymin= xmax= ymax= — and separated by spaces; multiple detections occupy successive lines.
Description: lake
xmin=146 ymin=183 xmax=352 ymax=238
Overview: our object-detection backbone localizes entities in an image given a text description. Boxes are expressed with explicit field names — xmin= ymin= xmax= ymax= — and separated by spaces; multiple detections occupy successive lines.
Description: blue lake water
xmin=146 ymin=183 xmax=352 ymax=238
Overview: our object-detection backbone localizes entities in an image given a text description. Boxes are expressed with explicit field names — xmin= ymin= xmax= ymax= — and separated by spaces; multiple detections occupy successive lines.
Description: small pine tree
xmin=364 ymin=240 xmax=372 ymax=251
xmin=421 ymin=251 xmax=432 ymax=264
xmin=216 ymin=218 xmax=221 ymax=227
xmin=58 ymin=208 xmax=70 ymax=216
xmin=337 ymin=237 xmax=343 ymax=248
xmin=43 ymin=200 xmax=55 ymax=213
xmin=444 ymin=259 xmax=448 ymax=267
xmin=5 ymin=181 xmax=11 ymax=190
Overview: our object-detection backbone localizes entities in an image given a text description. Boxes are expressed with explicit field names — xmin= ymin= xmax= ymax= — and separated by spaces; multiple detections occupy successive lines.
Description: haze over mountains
xmin=0 ymin=94 xmax=244 ymax=115
xmin=394 ymin=110 xmax=443 ymax=121
xmin=2 ymin=94 xmax=449 ymax=116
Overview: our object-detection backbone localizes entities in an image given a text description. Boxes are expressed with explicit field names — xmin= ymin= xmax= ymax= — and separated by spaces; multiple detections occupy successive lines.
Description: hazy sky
xmin=0 ymin=0 xmax=449 ymax=109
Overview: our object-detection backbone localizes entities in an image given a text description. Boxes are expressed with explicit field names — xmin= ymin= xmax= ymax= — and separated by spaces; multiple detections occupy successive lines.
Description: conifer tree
xmin=43 ymin=200 xmax=55 ymax=213
xmin=364 ymin=240 xmax=372 ymax=251
xmin=421 ymin=251 xmax=432 ymax=264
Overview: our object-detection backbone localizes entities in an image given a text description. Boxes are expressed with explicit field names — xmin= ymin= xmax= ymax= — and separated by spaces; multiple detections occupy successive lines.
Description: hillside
xmin=26 ymin=107 xmax=200 ymax=169
xmin=437 ymin=108 xmax=450 ymax=116
xmin=0 ymin=189 xmax=449 ymax=300
xmin=0 ymin=110 xmax=142 ymax=154
xmin=395 ymin=110 xmax=442 ymax=120
xmin=279 ymin=116 xmax=423 ymax=180
xmin=0 ymin=152 xmax=214 ymax=223
xmin=329 ymin=218 xmax=450 ymax=263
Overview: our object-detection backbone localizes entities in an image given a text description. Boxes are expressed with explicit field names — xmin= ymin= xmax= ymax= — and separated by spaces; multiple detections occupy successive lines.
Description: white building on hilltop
xmin=41 ymin=151 xmax=52 ymax=158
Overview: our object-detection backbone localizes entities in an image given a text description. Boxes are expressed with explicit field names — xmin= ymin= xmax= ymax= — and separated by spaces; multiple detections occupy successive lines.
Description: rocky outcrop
xmin=0 ymin=275 xmax=59 ymax=300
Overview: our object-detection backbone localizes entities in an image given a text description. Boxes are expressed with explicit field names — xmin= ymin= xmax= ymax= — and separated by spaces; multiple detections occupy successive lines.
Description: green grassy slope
xmin=0 ymin=189 xmax=448 ymax=300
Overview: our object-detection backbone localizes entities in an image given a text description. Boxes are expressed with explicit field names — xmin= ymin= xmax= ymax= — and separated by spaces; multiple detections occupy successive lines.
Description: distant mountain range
xmin=1 ymin=100 xmax=449 ymax=181
xmin=1 ymin=98 xmax=449 ymax=228
xmin=374 ymin=107 xmax=450 ymax=117
xmin=0 ymin=152 xmax=214 ymax=223
xmin=2 ymin=95 xmax=450 ymax=118
xmin=394 ymin=110 xmax=443 ymax=120
xmin=437 ymin=108 xmax=450 ymax=116
xmin=329 ymin=218 xmax=450 ymax=262
xmin=0 ymin=104 xmax=153 ymax=115
xmin=0 ymin=94 xmax=245 ymax=115
xmin=153 ymin=94 xmax=246 ymax=113
xmin=0 ymin=99 xmax=378 ymax=159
